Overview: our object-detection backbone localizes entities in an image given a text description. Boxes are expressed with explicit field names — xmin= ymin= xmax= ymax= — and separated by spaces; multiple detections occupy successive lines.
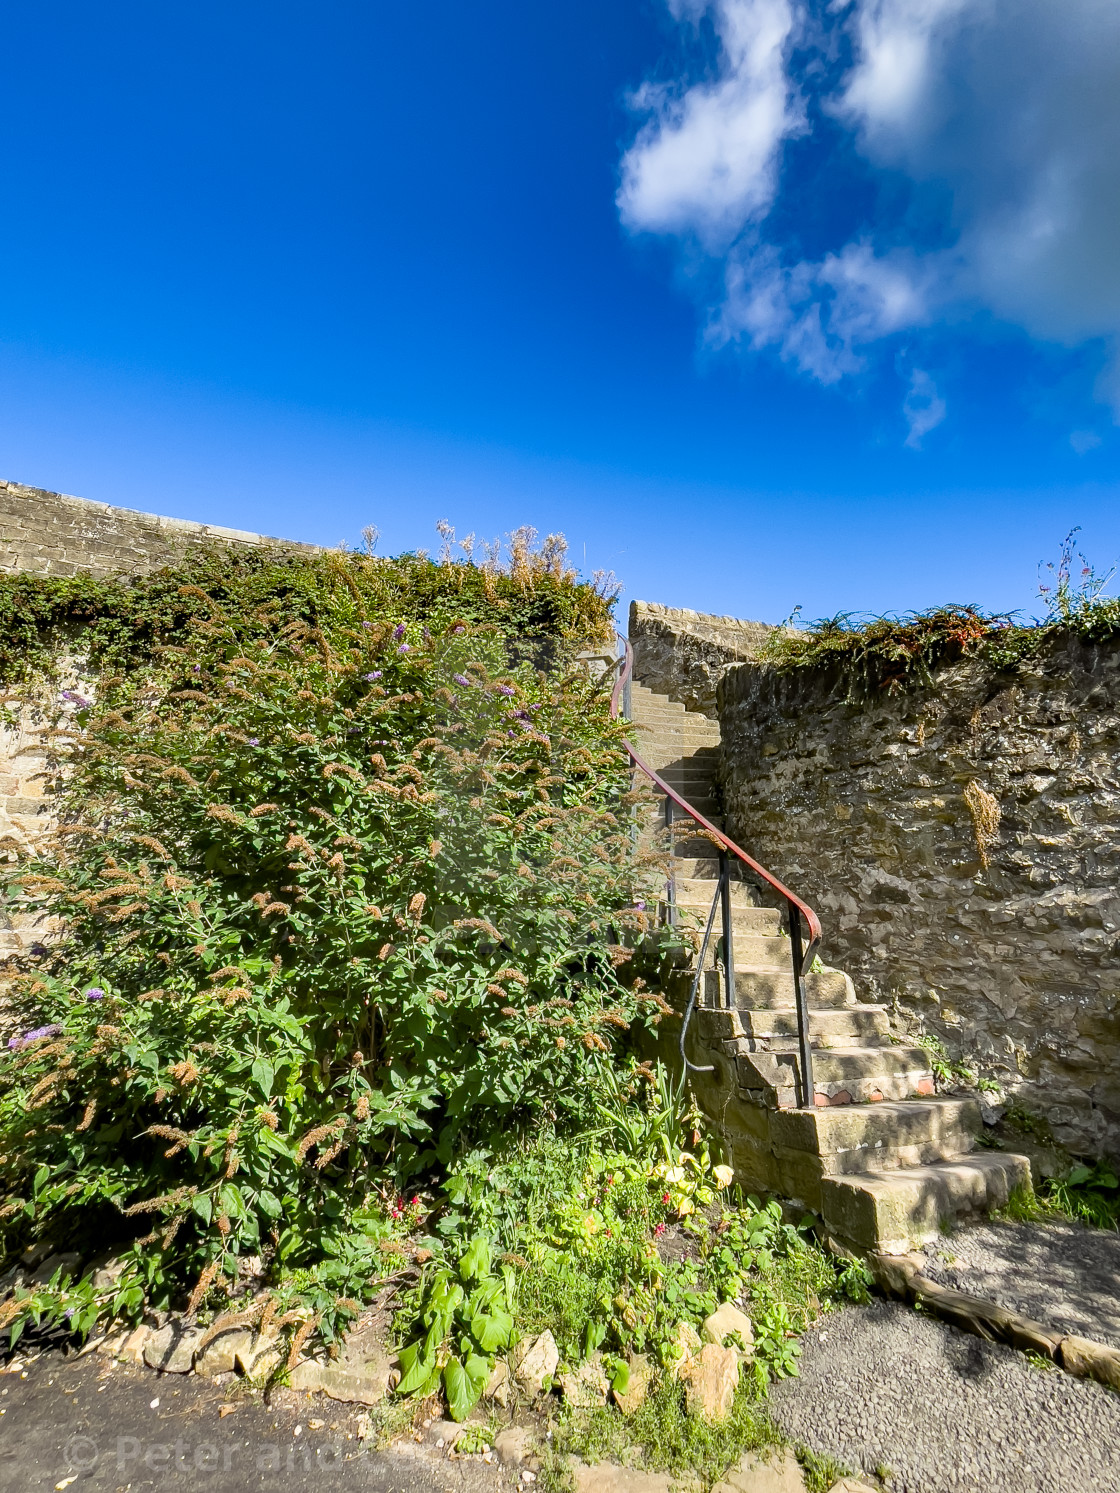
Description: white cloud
xmin=903 ymin=369 xmax=947 ymax=448
xmin=621 ymin=0 xmax=1120 ymax=426
xmin=617 ymin=0 xmax=800 ymax=250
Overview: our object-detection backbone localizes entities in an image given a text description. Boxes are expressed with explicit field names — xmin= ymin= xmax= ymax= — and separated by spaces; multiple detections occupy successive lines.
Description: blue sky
xmin=2 ymin=0 xmax=1119 ymax=626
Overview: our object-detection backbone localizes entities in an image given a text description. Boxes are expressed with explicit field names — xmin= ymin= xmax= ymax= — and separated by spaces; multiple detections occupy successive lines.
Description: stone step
xmin=770 ymin=1096 xmax=983 ymax=1179
xmin=709 ymin=966 xmax=857 ymax=1009
xmin=735 ymin=1004 xmax=891 ymax=1045
xmin=672 ymin=903 xmax=778 ymax=937
xmin=675 ymin=876 xmax=766 ymax=909
xmin=700 ymin=933 xmax=790 ymax=967
xmin=732 ymin=1045 xmax=935 ymax=1106
xmin=819 ymin=1152 xmax=1034 ymax=1254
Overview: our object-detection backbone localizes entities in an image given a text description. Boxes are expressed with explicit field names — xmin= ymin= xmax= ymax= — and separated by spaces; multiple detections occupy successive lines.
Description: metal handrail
xmin=610 ymin=634 xmax=821 ymax=1108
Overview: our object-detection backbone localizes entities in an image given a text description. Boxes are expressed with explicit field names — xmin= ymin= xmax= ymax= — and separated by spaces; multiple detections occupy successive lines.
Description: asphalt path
xmin=0 ymin=1351 xmax=510 ymax=1493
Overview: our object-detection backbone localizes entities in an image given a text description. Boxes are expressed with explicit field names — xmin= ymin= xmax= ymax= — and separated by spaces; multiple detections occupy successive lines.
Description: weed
xmin=797 ymin=1445 xmax=854 ymax=1492
xmin=546 ymin=1372 xmax=779 ymax=1488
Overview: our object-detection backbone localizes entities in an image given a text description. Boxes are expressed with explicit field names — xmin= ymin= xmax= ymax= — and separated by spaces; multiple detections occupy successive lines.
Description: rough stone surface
xmin=670 ymin=1320 xmax=703 ymax=1371
xmin=559 ymin=1353 xmax=609 ymax=1408
xmin=142 ymin=1323 xmax=205 ymax=1374
xmin=711 ymin=1448 xmax=806 ymax=1493
xmin=681 ymin=1341 xmax=739 ymax=1422
xmin=483 ymin=1358 xmax=511 ymax=1406
xmin=568 ymin=1461 xmax=675 ymax=1493
xmin=612 ymin=1353 xmax=653 ymax=1415
xmin=718 ymin=637 xmax=1120 ymax=1159
xmin=289 ymin=1327 xmax=395 ymax=1406
xmin=511 ymin=1330 xmax=559 ymax=1394
xmin=0 ymin=478 xmax=316 ymax=582
xmin=493 ymin=1426 xmax=537 ymax=1467
xmin=193 ymin=1327 xmax=257 ymax=1378
xmin=770 ymin=1300 xmax=1120 ymax=1492
xmin=289 ymin=1349 xmax=395 ymax=1406
xmin=28 ymin=1251 xmax=81 ymax=1285
xmin=702 ymin=1302 xmax=755 ymax=1352
xmin=919 ymin=1217 xmax=1120 ymax=1348
xmin=630 ymin=600 xmax=779 ymax=718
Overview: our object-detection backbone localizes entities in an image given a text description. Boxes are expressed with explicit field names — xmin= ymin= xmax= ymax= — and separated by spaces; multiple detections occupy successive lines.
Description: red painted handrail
xmin=609 ymin=635 xmax=822 ymax=1105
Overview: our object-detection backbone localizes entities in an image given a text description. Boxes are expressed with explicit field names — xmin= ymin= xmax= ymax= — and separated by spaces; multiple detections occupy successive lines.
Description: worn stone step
xmin=735 ymin=1004 xmax=891 ymax=1045
xmin=733 ymin=1045 xmax=934 ymax=1106
xmin=707 ymin=966 xmax=857 ymax=1009
xmin=819 ymin=1152 xmax=1033 ymax=1254
xmin=770 ymin=1096 xmax=982 ymax=1179
xmin=672 ymin=903 xmax=777 ymax=937
xmin=674 ymin=876 xmax=765 ymax=909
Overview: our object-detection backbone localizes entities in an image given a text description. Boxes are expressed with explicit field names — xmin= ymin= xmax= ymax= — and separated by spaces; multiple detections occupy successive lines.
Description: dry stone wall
xmin=0 ymin=479 xmax=317 ymax=1034
xmin=717 ymin=637 xmax=1120 ymax=1160
xmin=0 ymin=479 xmax=316 ymax=579
xmin=629 ymin=601 xmax=777 ymax=718
xmin=0 ymin=676 xmax=92 ymax=1033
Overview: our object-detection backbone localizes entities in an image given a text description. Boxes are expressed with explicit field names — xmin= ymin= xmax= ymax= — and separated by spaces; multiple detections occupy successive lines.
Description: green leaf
xmin=443 ymin=1355 xmax=484 ymax=1422
xmin=470 ymin=1307 xmax=513 ymax=1353
xmin=459 ymin=1236 xmax=490 ymax=1282
xmin=250 ymin=1056 xmax=275 ymax=1100
xmin=191 ymin=1194 xmax=213 ymax=1225
xmin=257 ymin=1190 xmax=282 ymax=1219
xmin=395 ymin=1341 xmax=437 ymax=1396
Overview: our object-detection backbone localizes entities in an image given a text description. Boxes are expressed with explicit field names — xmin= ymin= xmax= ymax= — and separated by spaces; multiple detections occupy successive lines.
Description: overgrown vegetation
xmin=0 ymin=530 xmax=862 ymax=1489
xmin=762 ymin=529 xmax=1120 ymax=698
xmin=999 ymin=1110 xmax=1120 ymax=1231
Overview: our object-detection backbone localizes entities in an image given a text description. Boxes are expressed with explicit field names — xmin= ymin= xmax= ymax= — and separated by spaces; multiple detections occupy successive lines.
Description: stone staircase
xmin=629 ymin=679 xmax=1032 ymax=1255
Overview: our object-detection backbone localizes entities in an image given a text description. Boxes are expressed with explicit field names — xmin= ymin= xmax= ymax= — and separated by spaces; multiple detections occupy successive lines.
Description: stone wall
xmin=718 ymin=636 xmax=1120 ymax=1161
xmin=0 ymin=479 xmax=316 ymax=579
xmin=629 ymin=600 xmax=777 ymax=717
xmin=0 ymin=674 xmax=91 ymax=1034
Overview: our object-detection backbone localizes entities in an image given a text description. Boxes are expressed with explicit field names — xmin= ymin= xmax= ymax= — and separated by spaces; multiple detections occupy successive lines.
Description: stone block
xmin=820 ymin=1152 xmax=1032 ymax=1252
xmin=712 ymin=1448 xmax=806 ymax=1493
xmin=143 ymin=1323 xmax=206 ymax=1373
xmin=511 ymin=1330 xmax=559 ymax=1393
xmin=681 ymin=1342 xmax=739 ymax=1421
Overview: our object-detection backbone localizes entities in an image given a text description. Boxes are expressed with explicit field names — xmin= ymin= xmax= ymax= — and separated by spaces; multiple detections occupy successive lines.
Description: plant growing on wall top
xmin=0 ymin=547 xmax=655 ymax=1343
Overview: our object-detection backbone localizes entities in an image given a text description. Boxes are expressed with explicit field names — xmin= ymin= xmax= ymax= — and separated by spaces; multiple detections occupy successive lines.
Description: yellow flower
xmin=677 ymin=1197 xmax=694 ymax=1217
xmin=713 ymin=1165 xmax=734 ymax=1189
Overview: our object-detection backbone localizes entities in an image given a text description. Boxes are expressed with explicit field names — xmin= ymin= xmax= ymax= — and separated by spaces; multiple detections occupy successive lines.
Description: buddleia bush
xmin=0 ymin=589 xmax=661 ymax=1341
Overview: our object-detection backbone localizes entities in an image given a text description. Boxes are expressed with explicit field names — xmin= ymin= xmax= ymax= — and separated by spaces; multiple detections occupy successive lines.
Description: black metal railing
xmin=609 ymin=636 xmax=820 ymax=1108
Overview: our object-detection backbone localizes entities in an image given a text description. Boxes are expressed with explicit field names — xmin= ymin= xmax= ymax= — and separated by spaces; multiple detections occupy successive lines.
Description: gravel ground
xmin=770 ymin=1300 xmax=1120 ymax=1493
xmin=918 ymin=1218 xmax=1120 ymax=1348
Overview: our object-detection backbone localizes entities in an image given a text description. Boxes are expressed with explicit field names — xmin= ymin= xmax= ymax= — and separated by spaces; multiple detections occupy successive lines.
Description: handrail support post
xmin=788 ymin=903 xmax=815 ymax=1109
xmin=719 ymin=849 xmax=735 ymax=1011
xmin=665 ymin=795 xmax=677 ymax=927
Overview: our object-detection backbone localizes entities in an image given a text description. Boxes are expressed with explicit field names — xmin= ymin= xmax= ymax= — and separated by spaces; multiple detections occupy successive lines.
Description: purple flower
xmin=248 ymin=738 xmax=260 ymax=747
xmin=452 ymin=624 xmax=465 ymax=635
xmin=61 ymin=690 xmax=91 ymax=708
xmin=364 ymin=671 xmax=382 ymax=681
xmin=422 ymin=628 xmax=431 ymax=641
xmin=84 ymin=987 xmax=105 ymax=1002
xmin=8 ymin=1023 xmax=62 ymax=1051
xmin=193 ymin=664 xmax=202 ymax=673
xmin=498 ymin=685 xmax=515 ymax=697
xmin=393 ymin=623 xmax=406 ymax=640
xmin=397 ymin=643 xmax=411 ymax=654
xmin=633 ymin=900 xmax=647 ymax=912
xmin=361 ymin=621 xmax=373 ymax=629
xmin=453 ymin=674 xmax=471 ymax=688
